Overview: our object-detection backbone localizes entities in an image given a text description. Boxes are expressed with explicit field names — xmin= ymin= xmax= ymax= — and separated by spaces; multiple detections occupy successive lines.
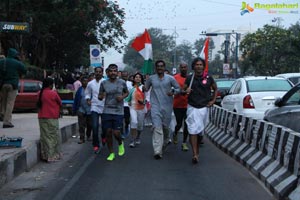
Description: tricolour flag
xmin=131 ymin=29 xmax=153 ymax=75
xmin=199 ymin=37 xmax=210 ymax=76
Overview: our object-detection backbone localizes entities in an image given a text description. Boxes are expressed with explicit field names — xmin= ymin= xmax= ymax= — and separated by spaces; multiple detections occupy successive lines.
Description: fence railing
xmin=207 ymin=105 xmax=300 ymax=200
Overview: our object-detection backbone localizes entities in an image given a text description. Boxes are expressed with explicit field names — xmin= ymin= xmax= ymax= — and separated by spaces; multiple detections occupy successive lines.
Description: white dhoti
xmin=186 ymin=105 xmax=208 ymax=135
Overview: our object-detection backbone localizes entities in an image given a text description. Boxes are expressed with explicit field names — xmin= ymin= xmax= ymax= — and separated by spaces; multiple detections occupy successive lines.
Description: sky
xmin=101 ymin=0 xmax=300 ymax=68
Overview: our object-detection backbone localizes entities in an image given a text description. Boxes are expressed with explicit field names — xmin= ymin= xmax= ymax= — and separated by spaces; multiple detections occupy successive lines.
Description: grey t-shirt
xmin=99 ymin=78 xmax=128 ymax=115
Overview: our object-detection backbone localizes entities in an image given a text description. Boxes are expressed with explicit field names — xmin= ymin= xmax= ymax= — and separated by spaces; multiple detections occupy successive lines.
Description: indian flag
xmin=131 ymin=29 xmax=153 ymax=75
xmin=199 ymin=37 xmax=210 ymax=77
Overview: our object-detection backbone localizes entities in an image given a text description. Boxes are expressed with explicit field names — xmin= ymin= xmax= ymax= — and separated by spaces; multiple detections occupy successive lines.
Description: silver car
xmin=264 ymin=83 xmax=300 ymax=132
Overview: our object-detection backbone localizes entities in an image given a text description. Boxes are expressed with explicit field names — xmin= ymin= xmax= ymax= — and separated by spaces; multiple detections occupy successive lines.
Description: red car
xmin=14 ymin=79 xmax=42 ymax=111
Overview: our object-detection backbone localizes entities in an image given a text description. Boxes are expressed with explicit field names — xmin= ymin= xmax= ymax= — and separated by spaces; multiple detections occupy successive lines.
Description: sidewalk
xmin=0 ymin=113 xmax=77 ymax=188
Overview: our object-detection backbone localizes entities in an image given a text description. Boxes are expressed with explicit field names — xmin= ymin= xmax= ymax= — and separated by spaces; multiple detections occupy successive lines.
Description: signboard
xmin=89 ymin=44 xmax=101 ymax=67
xmin=0 ymin=22 xmax=29 ymax=33
xmin=172 ymin=67 xmax=177 ymax=75
xmin=223 ymin=63 xmax=230 ymax=75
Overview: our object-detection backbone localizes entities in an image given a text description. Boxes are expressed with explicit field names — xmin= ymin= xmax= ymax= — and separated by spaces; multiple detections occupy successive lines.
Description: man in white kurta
xmin=145 ymin=60 xmax=180 ymax=159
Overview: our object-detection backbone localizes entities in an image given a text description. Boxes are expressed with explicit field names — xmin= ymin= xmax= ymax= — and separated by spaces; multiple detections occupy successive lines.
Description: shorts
xmin=102 ymin=113 xmax=123 ymax=131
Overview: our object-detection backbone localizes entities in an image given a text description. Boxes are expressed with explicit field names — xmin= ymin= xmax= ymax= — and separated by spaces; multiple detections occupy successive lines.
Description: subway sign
xmin=0 ymin=22 xmax=29 ymax=33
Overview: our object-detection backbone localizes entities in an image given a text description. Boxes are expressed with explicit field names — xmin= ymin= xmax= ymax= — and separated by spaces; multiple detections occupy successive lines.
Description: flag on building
xmin=131 ymin=29 xmax=153 ymax=75
xmin=199 ymin=37 xmax=210 ymax=76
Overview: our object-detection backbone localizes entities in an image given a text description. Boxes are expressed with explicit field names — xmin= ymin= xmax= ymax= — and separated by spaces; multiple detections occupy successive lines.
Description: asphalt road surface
xmin=0 ymin=127 xmax=275 ymax=200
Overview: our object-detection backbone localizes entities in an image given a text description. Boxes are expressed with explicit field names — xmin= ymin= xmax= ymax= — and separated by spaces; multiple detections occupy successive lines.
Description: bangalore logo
xmin=241 ymin=2 xmax=254 ymax=15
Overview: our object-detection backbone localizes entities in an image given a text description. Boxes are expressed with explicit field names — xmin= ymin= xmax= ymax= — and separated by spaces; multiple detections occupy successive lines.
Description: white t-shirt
xmin=85 ymin=78 xmax=105 ymax=113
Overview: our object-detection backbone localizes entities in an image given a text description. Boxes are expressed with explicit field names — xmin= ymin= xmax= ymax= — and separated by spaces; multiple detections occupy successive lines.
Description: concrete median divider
xmin=207 ymin=105 xmax=300 ymax=200
xmin=0 ymin=122 xmax=78 ymax=189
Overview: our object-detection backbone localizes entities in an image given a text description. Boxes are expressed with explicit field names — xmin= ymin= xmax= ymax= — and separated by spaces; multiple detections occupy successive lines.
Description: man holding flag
xmin=131 ymin=29 xmax=153 ymax=75
xmin=183 ymin=38 xmax=218 ymax=164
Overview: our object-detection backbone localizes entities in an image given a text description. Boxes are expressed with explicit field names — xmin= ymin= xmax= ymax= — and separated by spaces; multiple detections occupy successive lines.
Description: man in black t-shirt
xmin=184 ymin=57 xmax=217 ymax=164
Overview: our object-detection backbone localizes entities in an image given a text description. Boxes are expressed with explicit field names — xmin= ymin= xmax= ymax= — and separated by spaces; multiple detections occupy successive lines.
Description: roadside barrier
xmin=207 ymin=105 xmax=300 ymax=200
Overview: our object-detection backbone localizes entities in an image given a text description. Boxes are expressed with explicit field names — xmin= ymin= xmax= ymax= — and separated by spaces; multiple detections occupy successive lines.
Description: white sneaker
xmin=135 ymin=138 xmax=141 ymax=145
xmin=129 ymin=140 xmax=135 ymax=148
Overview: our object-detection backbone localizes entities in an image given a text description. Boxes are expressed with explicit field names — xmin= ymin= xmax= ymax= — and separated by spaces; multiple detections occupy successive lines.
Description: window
xmin=228 ymin=82 xmax=237 ymax=94
xmin=286 ymin=88 xmax=300 ymax=105
xmin=288 ymin=77 xmax=300 ymax=85
xmin=233 ymin=81 xmax=241 ymax=94
xmin=23 ymin=82 xmax=41 ymax=93
xmin=247 ymin=79 xmax=292 ymax=92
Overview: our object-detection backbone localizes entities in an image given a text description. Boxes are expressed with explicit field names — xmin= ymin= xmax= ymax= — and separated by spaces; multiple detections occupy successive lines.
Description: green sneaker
xmin=173 ymin=134 xmax=178 ymax=144
xmin=107 ymin=153 xmax=115 ymax=161
xmin=118 ymin=142 xmax=125 ymax=156
xmin=182 ymin=143 xmax=189 ymax=151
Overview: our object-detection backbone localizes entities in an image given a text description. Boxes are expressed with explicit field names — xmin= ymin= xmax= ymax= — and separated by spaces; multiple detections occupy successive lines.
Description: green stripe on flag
xmin=142 ymin=59 xmax=153 ymax=75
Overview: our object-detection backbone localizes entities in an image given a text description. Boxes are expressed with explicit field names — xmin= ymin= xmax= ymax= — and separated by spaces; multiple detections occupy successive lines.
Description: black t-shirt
xmin=185 ymin=74 xmax=215 ymax=108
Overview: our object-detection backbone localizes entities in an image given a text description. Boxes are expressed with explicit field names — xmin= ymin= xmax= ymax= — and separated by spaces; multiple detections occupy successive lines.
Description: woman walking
xmin=37 ymin=77 xmax=62 ymax=162
xmin=126 ymin=72 xmax=146 ymax=147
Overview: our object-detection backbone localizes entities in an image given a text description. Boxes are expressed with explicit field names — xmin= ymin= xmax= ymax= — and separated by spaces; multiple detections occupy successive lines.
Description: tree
xmin=175 ymin=40 xmax=193 ymax=68
xmin=239 ymin=24 xmax=295 ymax=76
xmin=0 ymin=0 xmax=126 ymax=71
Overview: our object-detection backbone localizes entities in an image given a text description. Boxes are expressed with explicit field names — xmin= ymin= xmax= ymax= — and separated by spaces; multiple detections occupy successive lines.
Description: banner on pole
xmin=90 ymin=45 xmax=101 ymax=67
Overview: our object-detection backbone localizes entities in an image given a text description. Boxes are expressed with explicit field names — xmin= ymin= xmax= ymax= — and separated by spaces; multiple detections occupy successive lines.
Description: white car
xmin=221 ymin=76 xmax=293 ymax=120
xmin=275 ymin=73 xmax=300 ymax=85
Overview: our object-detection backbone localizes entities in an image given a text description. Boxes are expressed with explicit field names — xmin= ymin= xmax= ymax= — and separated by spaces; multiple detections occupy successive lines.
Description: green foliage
xmin=239 ymin=24 xmax=300 ymax=76
xmin=0 ymin=0 xmax=126 ymax=71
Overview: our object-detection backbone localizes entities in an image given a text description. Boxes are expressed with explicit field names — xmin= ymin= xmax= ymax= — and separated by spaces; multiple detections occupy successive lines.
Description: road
xmin=0 ymin=127 xmax=275 ymax=200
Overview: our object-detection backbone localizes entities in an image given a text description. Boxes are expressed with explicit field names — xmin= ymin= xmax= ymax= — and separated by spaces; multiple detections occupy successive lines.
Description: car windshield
xmin=216 ymin=80 xmax=235 ymax=88
xmin=247 ymin=79 xmax=291 ymax=92
xmin=286 ymin=85 xmax=300 ymax=105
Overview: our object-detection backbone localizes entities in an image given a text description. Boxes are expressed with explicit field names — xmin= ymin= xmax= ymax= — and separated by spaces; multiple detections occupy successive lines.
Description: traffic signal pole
xmin=200 ymin=31 xmax=240 ymax=78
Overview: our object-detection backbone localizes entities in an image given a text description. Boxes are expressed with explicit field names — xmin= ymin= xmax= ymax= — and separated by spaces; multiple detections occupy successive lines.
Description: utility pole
xmin=200 ymin=31 xmax=241 ymax=78
xmin=163 ymin=26 xmax=187 ymax=67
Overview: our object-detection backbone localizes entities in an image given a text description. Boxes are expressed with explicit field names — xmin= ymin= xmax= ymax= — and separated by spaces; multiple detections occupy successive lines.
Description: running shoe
xmin=118 ymin=142 xmax=125 ymax=156
xmin=173 ymin=134 xmax=178 ymax=144
xmin=101 ymin=137 xmax=106 ymax=146
xmin=129 ymin=140 xmax=135 ymax=148
xmin=181 ymin=143 xmax=189 ymax=151
xmin=154 ymin=154 xmax=162 ymax=160
xmin=93 ymin=146 xmax=100 ymax=154
xmin=107 ymin=153 xmax=115 ymax=161
xmin=135 ymin=138 xmax=141 ymax=145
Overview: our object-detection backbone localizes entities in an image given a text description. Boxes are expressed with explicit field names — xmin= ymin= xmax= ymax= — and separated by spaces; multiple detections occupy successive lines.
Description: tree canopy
xmin=239 ymin=24 xmax=300 ymax=76
xmin=0 ymin=0 xmax=126 ymax=71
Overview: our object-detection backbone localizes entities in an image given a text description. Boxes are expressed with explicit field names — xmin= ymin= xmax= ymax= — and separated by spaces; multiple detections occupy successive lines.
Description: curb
xmin=207 ymin=106 xmax=300 ymax=200
xmin=0 ymin=122 xmax=77 ymax=189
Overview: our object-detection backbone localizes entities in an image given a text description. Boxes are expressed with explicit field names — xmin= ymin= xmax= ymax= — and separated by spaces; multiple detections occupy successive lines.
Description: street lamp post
xmin=163 ymin=26 xmax=187 ymax=68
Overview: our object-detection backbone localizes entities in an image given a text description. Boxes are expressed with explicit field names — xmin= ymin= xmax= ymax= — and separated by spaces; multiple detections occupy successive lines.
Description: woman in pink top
xmin=37 ymin=77 xmax=62 ymax=162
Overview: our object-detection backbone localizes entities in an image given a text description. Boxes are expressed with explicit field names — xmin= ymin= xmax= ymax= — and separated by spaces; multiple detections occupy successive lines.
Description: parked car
xmin=57 ymin=89 xmax=74 ymax=115
xmin=214 ymin=78 xmax=235 ymax=106
xmin=14 ymin=79 xmax=42 ymax=111
xmin=276 ymin=73 xmax=300 ymax=85
xmin=264 ymin=82 xmax=300 ymax=132
xmin=221 ymin=76 xmax=293 ymax=120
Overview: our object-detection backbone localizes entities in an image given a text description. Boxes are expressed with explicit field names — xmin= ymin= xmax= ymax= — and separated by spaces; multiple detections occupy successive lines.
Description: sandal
xmin=192 ymin=156 xmax=199 ymax=164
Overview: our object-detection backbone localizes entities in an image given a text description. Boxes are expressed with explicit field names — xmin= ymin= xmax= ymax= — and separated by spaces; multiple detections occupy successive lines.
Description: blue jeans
xmin=91 ymin=111 xmax=101 ymax=147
